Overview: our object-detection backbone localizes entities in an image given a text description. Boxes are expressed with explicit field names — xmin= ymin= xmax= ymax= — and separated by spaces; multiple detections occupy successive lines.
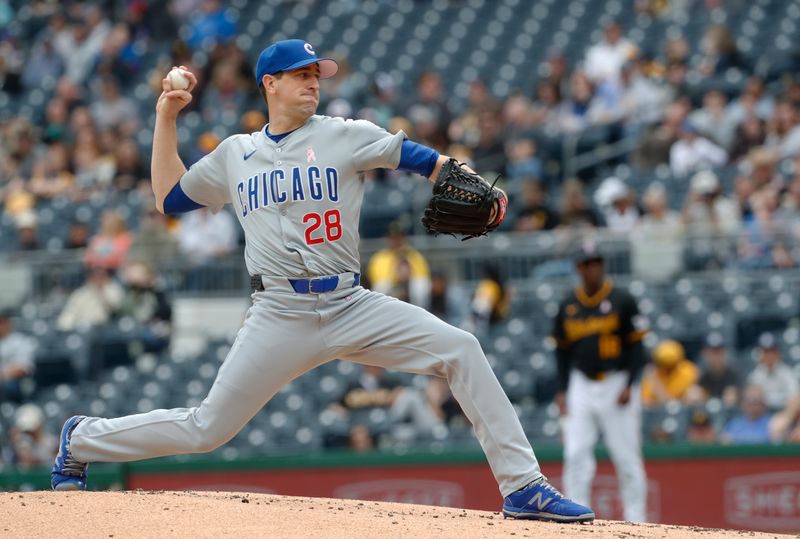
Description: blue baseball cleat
xmin=503 ymin=477 xmax=595 ymax=522
xmin=51 ymin=415 xmax=89 ymax=491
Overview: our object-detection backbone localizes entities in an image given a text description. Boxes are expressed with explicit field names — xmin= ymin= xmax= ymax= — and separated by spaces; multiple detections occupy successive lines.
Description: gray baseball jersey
xmin=181 ymin=115 xmax=404 ymax=277
xmin=68 ymin=114 xmax=543 ymax=499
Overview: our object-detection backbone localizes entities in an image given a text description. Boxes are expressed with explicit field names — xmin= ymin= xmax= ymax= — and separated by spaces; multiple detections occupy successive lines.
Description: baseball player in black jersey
xmin=552 ymin=242 xmax=648 ymax=521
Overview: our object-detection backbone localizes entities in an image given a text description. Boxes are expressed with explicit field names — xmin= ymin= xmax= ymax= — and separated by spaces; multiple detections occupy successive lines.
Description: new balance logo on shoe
xmin=527 ymin=491 xmax=553 ymax=511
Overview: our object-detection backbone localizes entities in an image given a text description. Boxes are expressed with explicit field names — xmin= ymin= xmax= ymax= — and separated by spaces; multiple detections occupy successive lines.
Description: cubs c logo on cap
xmin=255 ymin=39 xmax=338 ymax=83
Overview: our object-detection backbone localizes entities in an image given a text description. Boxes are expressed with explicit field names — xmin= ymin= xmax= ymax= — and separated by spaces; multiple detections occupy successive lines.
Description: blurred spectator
xmin=176 ymin=207 xmax=237 ymax=267
xmin=729 ymin=115 xmax=767 ymax=162
xmin=720 ymin=385 xmax=772 ymax=445
xmin=769 ymin=395 xmax=800 ymax=443
xmin=467 ymin=264 xmax=511 ymax=331
xmin=764 ymin=100 xmax=800 ymax=159
xmin=747 ymin=147 xmax=783 ymax=192
xmin=367 ymin=225 xmax=431 ymax=309
xmin=347 ymin=423 xmax=375 ymax=453
xmin=56 ymin=266 xmax=124 ymax=331
xmin=402 ymin=71 xmax=450 ymax=150
xmin=0 ymin=35 xmax=25 ymax=96
xmin=325 ymin=97 xmax=352 ymax=119
xmin=593 ymin=176 xmax=639 ymax=233
xmin=29 ymin=141 xmax=74 ymax=200
xmin=319 ymin=54 xmax=360 ymax=110
xmin=736 ymin=188 xmax=793 ymax=270
xmin=617 ymin=58 xmax=670 ymax=131
xmin=693 ymin=333 xmax=741 ymax=408
xmin=688 ymin=89 xmax=737 ymax=150
xmin=119 ymin=262 xmax=172 ymax=352
xmin=541 ymin=49 xmax=569 ymax=92
xmin=501 ymin=94 xmax=535 ymax=139
xmin=553 ymin=71 xmax=599 ymax=134
xmin=71 ymin=124 xmax=117 ymax=194
xmin=84 ymin=209 xmax=133 ymax=270
xmin=634 ymin=100 xmax=689 ymax=168
xmin=471 ymin=111 xmax=505 ymax=170
xmin=746 ymin=333 xmax=799 ymax=411
xmin=0 ymin=311 xmax=36 ymax=403
xmin=631 ymin=182 xmax=684 ymax=281
xmin=363 ymin=72 xmax=399 ymax=130
xmin=328 ymin=365 xmax=442 ymax=440
xmin=664 ymin=60 xmax=689 ymax=100
xmin=428 ymin=272 xmax=468 ymax=324
xmin=111 ymin=137 xmax=147 ymax=192
xmin=185 ymin=0 xmax=236 ymax=49
xmin=641 ymin=340 xmax=699 ymax=408
xmin=21 ymin=33 xmax=64 ymax=90
xmin=728 ymin=77 xmax=775 ymax=124
xmin=663 ymin=37 xmax=690 ymax=66
xmin=557 ymin=179 xmax=601 ymax=230
xmin=425 ymin=376 xmax=465 ymax=428
xmin=780 ymin=173 xmax=800 ymax=250
xmin=466 ymin=78 xmax=499 ymax=115
xmin=56 ymin=5 xmax=111 ymax=84
xmin=584 ymin=21 xmax=637 ymax=83
xmin=670 ymin=121 xmax=728 ymax=177
xmin=682 ymin=170 xmax=740 ymax=270
xmin=240 ymin=110 xmax=267 ymax=134
xmin=90 ymin=76 xmax=138 ymax=132
xmin=188 ymin=131 xmax=221 ymax=167
xmin=13 ymin=212 xmax=40 ymax=251
xmin=2 ymin=118 xmax=43 ymax=181
xmin=66 ymin=221 xmax=91 ymax=250
xmin=128 ymin=208 xmax=180 ymax=270
xmin=512 ymin=180 xmax=559 ymax=233
xmin=697 ymin=25 xmax=742 ymax=78
xmin=41 ymin=97 xmax=70 ymax=145
xmin=733 ymin=175 xmax=756 ymax=223
xmin=686 ymin=409 xmax=717 ymax=444
xmin=505 ymin=137 xmax=542 ymax=181
xmin=530 ymin=79 xmax=562 ymax=126
xmin=9 ymin=404 xmax=57 ymax=469
xmin=201 ymin=61 xmax=247 ymax=126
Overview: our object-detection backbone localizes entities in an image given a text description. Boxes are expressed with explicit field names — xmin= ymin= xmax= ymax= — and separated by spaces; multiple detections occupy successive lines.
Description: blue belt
xmin=252 ymin=273 xmax=360 ymax=293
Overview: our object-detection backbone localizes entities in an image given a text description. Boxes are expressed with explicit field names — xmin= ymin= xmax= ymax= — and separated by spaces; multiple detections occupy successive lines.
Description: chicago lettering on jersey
xmin=235 ymin=166 xmax=339 ymax=217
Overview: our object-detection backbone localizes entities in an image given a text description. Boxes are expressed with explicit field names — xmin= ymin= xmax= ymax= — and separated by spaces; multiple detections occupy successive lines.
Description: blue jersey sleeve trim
xmin=163 ymin=182 xmax=205 ymax=214
xmin=398 ymin=140 xmax=439 ymax=178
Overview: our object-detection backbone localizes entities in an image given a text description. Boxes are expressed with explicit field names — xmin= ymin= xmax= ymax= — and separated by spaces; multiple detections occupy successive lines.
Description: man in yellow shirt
xmin=641 ymin=340 xmax=699 ymax=407
xmin=366 ymin=225 xmax=431 ymax=308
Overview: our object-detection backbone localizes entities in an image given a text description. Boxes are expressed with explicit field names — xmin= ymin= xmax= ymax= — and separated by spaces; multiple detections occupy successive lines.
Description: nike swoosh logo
xmin=243 ymin=149 xmax=257 ymax=161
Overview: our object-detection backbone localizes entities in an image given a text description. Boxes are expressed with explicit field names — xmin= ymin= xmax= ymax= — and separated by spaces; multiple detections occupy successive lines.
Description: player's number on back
xmin=303 ymin=209 xmax=342 ymax=245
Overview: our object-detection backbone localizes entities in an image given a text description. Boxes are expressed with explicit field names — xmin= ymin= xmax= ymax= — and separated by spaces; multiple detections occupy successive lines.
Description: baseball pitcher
xmin=51 ymin=39 xmax=593 ymax=522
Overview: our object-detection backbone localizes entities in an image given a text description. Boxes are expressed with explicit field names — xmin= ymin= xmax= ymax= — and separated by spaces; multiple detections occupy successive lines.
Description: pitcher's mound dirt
xmin=0 ymin=490 xmax=791 ymax=538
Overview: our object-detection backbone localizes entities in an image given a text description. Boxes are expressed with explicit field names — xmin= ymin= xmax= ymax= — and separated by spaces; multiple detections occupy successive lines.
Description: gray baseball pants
xmin=70 ymin=280 xmax=542 ymax=497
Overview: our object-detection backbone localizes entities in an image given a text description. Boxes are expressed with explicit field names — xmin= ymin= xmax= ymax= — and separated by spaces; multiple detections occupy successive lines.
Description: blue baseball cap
xmin=255 ymin=39 xmax=338 ymax=86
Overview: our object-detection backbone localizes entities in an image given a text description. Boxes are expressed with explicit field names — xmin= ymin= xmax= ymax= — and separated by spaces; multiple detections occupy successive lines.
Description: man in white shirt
xmin=594 ymin=176 xmax=639 ymax=233
xmin=177 ymin=207 xmax=238 ymax=266
xmin=0 ymin=311 xmax=36 ymax=402
xmin=584 ymin=21 xmax=638 ymax=83
xmin=747 ymin=333 xmax=799 ymax=411
xmin=56 ymin=267 xmax=125 ymax=331
xmin=682 ymin=170 xmax=740 ymax=269
xmin=670 ymin=121 xmax=728 ymax=177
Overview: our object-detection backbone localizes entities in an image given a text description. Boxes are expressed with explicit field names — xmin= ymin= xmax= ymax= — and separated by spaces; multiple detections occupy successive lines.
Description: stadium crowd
xmin=1 ymin=0 xmax=800 ymax=468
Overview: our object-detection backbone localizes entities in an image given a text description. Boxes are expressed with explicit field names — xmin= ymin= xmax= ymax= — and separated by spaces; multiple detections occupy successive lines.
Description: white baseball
xmin=167 ymin=68 xmax=190 ymax=91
